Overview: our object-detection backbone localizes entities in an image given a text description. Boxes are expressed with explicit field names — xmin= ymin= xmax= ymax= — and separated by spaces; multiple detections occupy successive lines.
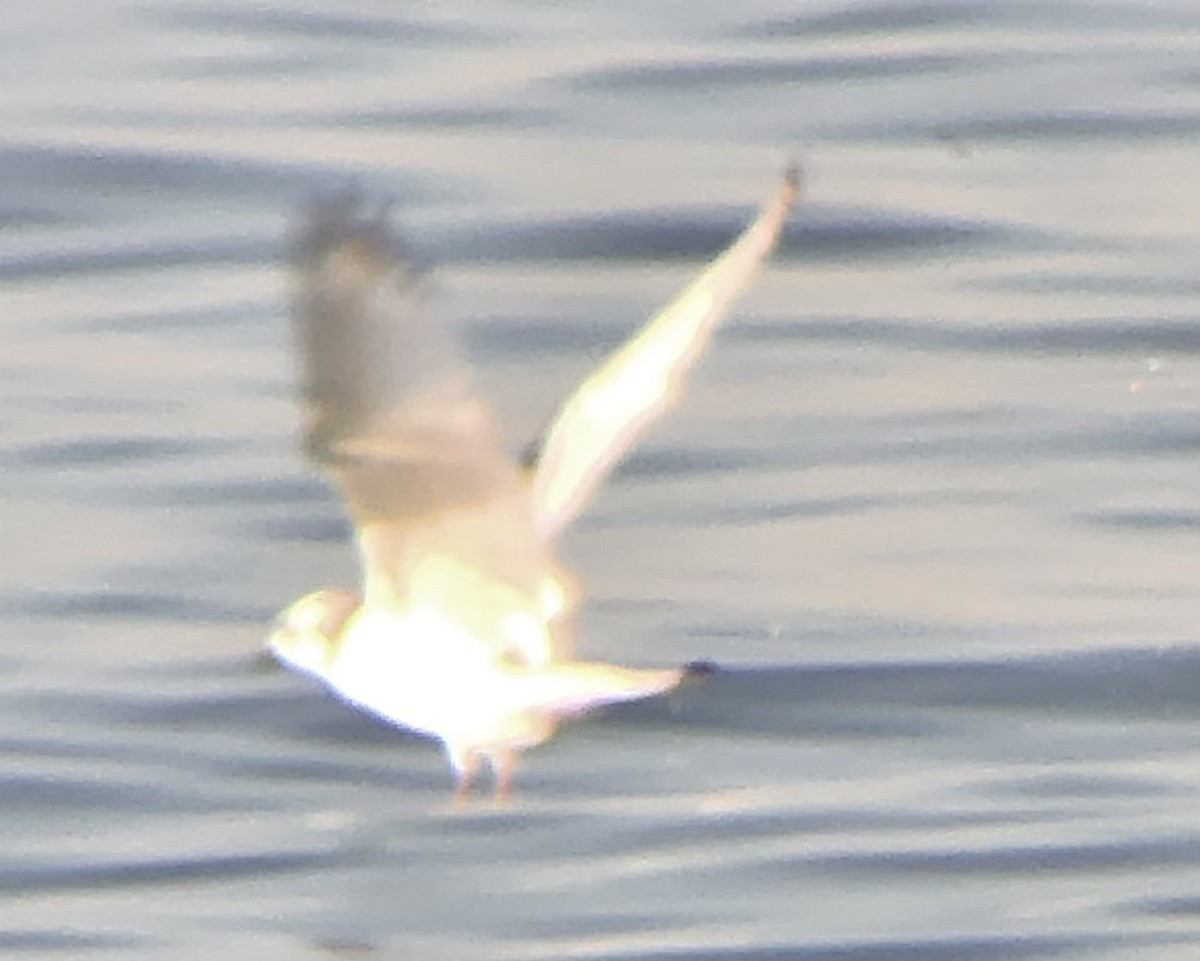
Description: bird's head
xmin=267 ymin=588 xmax=361 ymax=678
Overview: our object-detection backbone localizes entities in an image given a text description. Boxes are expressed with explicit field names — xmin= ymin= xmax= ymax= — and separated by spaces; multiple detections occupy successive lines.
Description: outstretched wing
xmin=528 ymin=167 xmax=800 ymax=541
xmin=293 ymin=197 xmax=537 ymax=605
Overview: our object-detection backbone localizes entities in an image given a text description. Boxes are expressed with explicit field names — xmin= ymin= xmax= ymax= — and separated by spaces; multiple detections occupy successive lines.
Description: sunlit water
xmin=3 ymin=1 xmax=1200 ymax=958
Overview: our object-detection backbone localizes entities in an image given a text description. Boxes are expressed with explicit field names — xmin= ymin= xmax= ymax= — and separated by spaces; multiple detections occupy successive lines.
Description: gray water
xmin=4 ymin=1 xmax=1200 ymax=958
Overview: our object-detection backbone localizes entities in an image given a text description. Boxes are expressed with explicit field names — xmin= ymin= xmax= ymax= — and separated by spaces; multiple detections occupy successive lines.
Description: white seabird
xmin=269 ymin=168 xmax=799 ymax=800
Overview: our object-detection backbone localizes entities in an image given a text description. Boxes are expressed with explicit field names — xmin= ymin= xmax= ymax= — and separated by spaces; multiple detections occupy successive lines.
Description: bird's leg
xmin=488 ymin=749 xmax=516 ymax=805
xmin=450 ymin=750 xmax=481 ymax=809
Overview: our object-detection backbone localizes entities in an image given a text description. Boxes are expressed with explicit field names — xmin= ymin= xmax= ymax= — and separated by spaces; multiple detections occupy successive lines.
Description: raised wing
xmin=529 ymin=167 xmax=800 ymax=541
xmin=293 ymin=197 xmax=538 ymax=605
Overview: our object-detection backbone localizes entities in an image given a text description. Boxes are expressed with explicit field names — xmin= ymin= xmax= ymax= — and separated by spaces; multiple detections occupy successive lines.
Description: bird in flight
xmin=269 ymin=168 xmax=799 ymax=801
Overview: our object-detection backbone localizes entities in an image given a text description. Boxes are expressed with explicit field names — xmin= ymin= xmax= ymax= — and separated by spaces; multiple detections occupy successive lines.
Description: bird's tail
xmin=509 ymin=660 xmax=691 ymax=720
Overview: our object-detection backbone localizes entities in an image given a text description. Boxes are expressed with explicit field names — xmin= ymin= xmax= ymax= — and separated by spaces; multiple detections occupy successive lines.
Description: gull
xmin=268 ymin=168 xmax=799 ymax=800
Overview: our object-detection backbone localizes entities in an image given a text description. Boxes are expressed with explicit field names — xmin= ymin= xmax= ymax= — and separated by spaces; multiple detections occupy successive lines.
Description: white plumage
xmin=268 ymin=169 xmax=799 ymax=800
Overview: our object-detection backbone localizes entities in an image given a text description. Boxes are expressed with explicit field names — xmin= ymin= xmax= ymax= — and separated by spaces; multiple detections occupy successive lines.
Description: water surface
xmin=3 ymin=1 xmax=1200 ymax=958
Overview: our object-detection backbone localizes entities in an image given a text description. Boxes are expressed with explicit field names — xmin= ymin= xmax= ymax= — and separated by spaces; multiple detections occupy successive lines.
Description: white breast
xmin=325 ymin=605 xmax=530 ymax=747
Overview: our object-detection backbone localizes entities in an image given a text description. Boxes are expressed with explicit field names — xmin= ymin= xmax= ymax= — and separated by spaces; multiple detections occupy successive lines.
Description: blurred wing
xmin=529 ymin=167 xmax=800 ymax=541
xmin=293 ymin=197 xmax=530 ymax=599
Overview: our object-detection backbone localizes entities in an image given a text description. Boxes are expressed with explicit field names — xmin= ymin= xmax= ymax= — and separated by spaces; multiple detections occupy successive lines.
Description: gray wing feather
xmin=293 ymin=196 xmax=517 ymax=525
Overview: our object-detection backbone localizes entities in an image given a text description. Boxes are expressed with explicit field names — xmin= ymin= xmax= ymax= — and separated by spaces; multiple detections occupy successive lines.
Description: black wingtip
xmin=295 ymin=188 xmax=429 ymax=280
xmin=782 ymin=162 xmax=803 ymax=202
xmin=683 ymin=659 xmax=719 ymax=682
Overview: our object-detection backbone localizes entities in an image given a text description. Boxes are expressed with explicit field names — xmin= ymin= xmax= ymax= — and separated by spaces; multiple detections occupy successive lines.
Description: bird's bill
xmin=266 ymin=587 xmax=360 ymax=676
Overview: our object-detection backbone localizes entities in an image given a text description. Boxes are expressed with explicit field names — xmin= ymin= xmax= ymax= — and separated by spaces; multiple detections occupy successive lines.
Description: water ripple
xmin=15 ymin=435 xmax=217 ymax=469
xmin=438 ymin=205 xmax=1013 ymax=266
xmin=7 ymin=589 xmax=270 ymax=625
xmin=921 ymin=109 xmax=1200 ymax=143
xmin=593 ymin=932 xmax=1174 ymax=961
xmin=0 ymin=929 xmax=148 ymax=952
xmin=815 ymin=835 xmax=1200 ymax=879
xmin=1 ymin=849 xmax=336 ymax=895
xmin=568 ymin=51 xmax=981 ymax=92
xmin=155 ymin=5 xmax=497 ymax=44
xmin=734 ymin=315 xmax=1200 ymax=356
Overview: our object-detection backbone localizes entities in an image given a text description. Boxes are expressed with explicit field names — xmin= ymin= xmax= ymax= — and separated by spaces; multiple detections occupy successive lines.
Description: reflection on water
xmin=2 ymin=0 xmax=1200 ymax=958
